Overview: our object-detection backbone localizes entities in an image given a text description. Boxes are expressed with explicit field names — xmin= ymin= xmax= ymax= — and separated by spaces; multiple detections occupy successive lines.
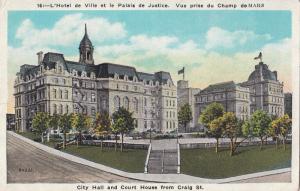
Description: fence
xmin=180 ymin=140 xmax=292 ymax=149
xmin=82 ymin=140 xmax=149 ymax=149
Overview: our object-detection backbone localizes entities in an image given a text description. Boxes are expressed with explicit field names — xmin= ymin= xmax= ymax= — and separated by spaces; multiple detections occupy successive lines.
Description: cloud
xmin=7 ymin=18 xmax=291 ymax=113
xmin=16 ymin=13 xmax=127 ymax=49
xmin=93 ymin=36 xmax=291 ymax=94
xmin=204 ymin=27 xmax=272 ymax=50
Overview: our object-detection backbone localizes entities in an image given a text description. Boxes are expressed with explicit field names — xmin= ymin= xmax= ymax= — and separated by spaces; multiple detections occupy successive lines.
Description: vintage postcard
xmin=0 ymin=0 xmax=299 ymax=191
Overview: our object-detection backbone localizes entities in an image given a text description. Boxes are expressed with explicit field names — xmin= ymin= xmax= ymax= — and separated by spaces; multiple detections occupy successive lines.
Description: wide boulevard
xmin=7 ymin=133 xmax=138 ymax=183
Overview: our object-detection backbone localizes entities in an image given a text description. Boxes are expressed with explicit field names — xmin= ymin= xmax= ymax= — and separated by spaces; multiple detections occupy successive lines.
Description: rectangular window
xmin=53 ymin=89 xmax=57 ymax=99
xmin=64 ymin=90 xmax=68 ymax=99
xmin=91 ymin=93 xmax=96 ymax=102
xmin=91 ymin=108 xmax=96 ymax=116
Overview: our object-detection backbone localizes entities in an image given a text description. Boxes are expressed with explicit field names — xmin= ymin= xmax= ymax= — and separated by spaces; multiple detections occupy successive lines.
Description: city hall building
xmin=14 ymin=25 xmax=178 ymax=133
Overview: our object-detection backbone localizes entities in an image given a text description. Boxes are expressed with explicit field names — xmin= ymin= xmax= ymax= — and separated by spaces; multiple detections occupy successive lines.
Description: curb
xmin=8 ymin=131 xmax=291 ymax=183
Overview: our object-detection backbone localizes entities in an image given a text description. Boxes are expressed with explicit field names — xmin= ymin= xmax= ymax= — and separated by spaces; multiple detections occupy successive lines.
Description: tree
xmin=76 ymin=113 xmax=90 ymax=146
xmin=111 ymin=117 xmax=124 ymax=152
xmin=50 ymin=114 xmax=60 ymax=130
xmin=208 ymin=117 xmax=224 ymax=153
xmin=112 ymin=107 xmax=135 ymax=152
xmin=221 ymin=112 xmax=245 ymax=156
xmin=49 ymin=114 xmax=60 ymax=142
xmin=199 ymin=102 xmax=224 ymax=129
xmin=271 ymin=114 xmax=292 ymax=150
xmin=94 ymin=112 xmax=111 ymax=150
xmin=178 ymin=103 xmax=193 ymax=132
xmin=59 ymin=113 xmax=77 ymax=149
xmin=32 ymin=112 xmax=50 ymax=143
xmin=250 ymin=110 xmax=272 ymax=150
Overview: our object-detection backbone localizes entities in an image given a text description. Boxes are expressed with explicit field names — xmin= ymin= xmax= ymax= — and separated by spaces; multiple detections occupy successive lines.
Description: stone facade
xmin=14 ymin=26 xmax=178 ymax=133
xmin=240 ymin=62 xmax=284 ymax=117
xmin=177 ymin=80 xmax=200 ymax=130
xmin=194 ymin=60 xmax=285 ymax=128
xmin=194 ymin=81 xmax=251 ymax=123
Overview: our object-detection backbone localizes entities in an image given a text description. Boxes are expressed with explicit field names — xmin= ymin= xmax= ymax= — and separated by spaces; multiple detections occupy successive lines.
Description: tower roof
xmin=79 ymin=24 xmax=93 ymax=47
xmin=248 ymin=62 xmax=277 ymax=81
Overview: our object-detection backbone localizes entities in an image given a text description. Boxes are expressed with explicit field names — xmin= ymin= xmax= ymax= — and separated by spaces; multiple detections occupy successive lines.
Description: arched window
xmin=114 ymin=96 xmax=120 ymax=111
xmin=124 ymin=97 xmax=129 ymax=110
xmin=133 ymin=97 xmax=138 ymax=113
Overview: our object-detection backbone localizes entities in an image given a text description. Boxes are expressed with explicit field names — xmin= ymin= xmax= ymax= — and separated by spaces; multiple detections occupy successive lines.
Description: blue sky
xmin=7 ymin=11 xmax=292 ymax=113
xmin=8 ymin=11 xmax=291 ymax=53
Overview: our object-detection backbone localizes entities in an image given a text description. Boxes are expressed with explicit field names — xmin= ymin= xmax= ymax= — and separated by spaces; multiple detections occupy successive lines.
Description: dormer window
xmin=58 ymin=66 xmax=62 ymax=73
xmin=150 ymin=80 xmax=153 ymax=86
xmin=72 ymin=69 xmax=77 ymax=76
xmin=114 ymin=73 xmax=119 ymax=80
xmin=91 ymin=72 xmax=95 ymax=79
xmin=133 ymin=76 xmax=138 ymax=82
xmin=124 ymin=75 xmax=128 ymax=81
xmin=82 ymin=71 xmax=87 ymax=77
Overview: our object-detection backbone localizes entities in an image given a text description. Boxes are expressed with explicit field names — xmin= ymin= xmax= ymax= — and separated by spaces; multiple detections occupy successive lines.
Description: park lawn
xmin=181 ymin=144 xmax=291 ymax=179
xmin=63 ymin=145 xmax=147 ymax=173
xmin=17 ymin=131 xmax=39 ymax=140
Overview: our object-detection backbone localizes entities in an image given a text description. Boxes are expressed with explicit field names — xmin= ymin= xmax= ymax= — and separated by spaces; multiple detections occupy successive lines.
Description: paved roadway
xmin=7 ymin=133 xmax=139 ymax=183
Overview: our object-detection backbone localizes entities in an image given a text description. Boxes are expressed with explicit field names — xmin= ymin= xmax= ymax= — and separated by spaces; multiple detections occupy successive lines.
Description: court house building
xmin=14 ymin=25 xmax=178 ymax=133
xmin=195 ymin=60 xmax=285 ymax=127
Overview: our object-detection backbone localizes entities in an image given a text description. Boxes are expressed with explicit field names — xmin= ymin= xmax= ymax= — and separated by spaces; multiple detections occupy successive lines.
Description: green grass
xmin=17 ymin=131 xmax=147 ymax=172
xmin=17 ymin=131 xmax=39 ymax=140
xmin=181 ymin=144 xmax=291 ymax=179
xmin=63 ymin=145 xmax=147 ymax=173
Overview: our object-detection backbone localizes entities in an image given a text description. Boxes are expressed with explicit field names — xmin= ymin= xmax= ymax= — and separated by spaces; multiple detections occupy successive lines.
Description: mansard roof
xmin=97 ymin=63 xmax=139 ymax=79
xmin=19 ymin=51 xmax=173 ymax=85
xmin=199 ymin=81 xmax=237 ymax=93
xmin=154 ymin=71 xmax=173 ymax=85
xmin=137 ymin=72 xmax=155 ymax=81
xmin=18 ymin=64 xmax=39 ymax=77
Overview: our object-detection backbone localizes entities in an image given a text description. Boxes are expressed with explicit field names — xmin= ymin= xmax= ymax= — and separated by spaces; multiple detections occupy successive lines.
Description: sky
xmin=7 ymin=10 xmax=292 ymax=113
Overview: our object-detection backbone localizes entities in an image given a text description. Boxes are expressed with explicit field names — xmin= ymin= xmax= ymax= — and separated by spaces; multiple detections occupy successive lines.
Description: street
xmin=6 ymin=133 xmax=138 ymax=183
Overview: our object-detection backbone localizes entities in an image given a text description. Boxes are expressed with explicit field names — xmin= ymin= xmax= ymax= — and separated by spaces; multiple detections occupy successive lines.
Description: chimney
xmin=37 ymin=51 xmax=43 ymax=65
xmin=273 ymin=71 xmax=277 ymax=80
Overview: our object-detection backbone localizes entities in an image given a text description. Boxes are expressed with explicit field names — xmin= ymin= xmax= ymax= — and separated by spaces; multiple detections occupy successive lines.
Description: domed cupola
xmin=79 ymin=24 xmax=94 ymax=64
xmin=248 ymin=62 xmax=277 ymax=81
xmin=247 ymin=52 xmax=278 ymax=82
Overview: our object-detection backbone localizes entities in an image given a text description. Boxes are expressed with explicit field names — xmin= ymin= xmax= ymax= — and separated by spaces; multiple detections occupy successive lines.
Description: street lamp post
xmin=177 ymin=126 xmax=179 ymax=144
xmin=150 ymin=127 xmax=152 ymax=143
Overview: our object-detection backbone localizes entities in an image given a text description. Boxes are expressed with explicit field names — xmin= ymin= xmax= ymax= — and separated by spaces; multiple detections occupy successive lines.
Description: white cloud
xmin=8 ymin=19 xmax=291 ymax=113
xmin=16 ymin=13 xmax=127 ymax=48
xmin=205 ymin=27 xmax=272 ymax=50
xmin=93 ymin=36 xmax=291 ymax=94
